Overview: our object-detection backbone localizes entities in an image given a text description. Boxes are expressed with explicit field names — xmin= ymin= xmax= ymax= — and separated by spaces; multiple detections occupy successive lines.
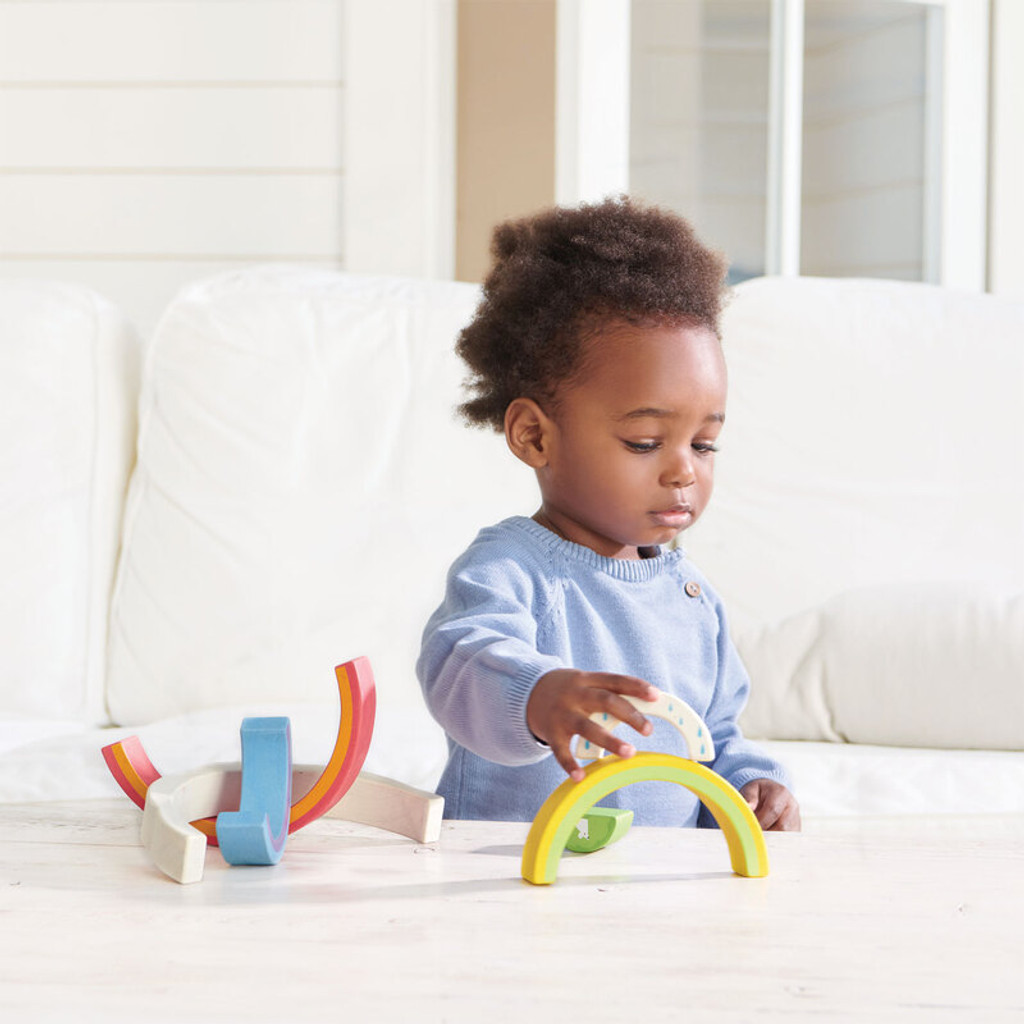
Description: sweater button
xmin=684 ymin=581 xmax=701 ymax=598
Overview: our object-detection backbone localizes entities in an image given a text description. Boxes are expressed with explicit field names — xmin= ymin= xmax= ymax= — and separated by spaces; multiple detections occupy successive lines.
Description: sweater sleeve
xmin=701 ymin=589 xmax=792 ymax=801
xmin=416 ymin=536 xmax=565 ymax=766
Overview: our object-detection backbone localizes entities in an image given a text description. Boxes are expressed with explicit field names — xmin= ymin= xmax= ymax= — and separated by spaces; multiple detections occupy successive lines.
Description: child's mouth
xmin=650 ymin=505 xmax=693 ymax=527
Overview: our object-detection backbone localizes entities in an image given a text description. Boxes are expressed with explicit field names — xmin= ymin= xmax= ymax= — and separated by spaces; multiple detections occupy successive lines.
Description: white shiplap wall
xmin=0 ymin=0 xmax=344 ymax=336
xmin=800 ymin=6 xmax=929 ymax=280
xmin=629 ymin=0 xmax=770 ymax=282
xmin=628 ymin=1 xmax=934 ymax=284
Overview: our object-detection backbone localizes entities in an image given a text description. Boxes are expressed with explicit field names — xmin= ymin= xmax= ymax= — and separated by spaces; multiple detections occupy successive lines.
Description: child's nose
xmin=661 ymin=449 xmax=696 ymax=488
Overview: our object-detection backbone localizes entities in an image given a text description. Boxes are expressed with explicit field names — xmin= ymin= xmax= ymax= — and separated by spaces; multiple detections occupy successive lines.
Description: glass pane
xmin=801 ymin=1 xmax=938 ymax=281
xmin=629 ymin=0 xmax=772 ymax=284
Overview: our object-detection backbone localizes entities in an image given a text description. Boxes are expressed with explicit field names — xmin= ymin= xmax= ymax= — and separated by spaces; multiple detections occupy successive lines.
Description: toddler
xmin=417 ymin=197 xmax=800 ymax=831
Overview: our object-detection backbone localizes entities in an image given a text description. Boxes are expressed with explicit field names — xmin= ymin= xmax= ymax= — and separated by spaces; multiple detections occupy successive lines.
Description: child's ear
xmin=504 ymin=398 xmax=551 ymax=468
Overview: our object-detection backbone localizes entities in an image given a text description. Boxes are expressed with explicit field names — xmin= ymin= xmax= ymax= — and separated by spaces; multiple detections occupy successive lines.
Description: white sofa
xmin=1 ymin=268 xmax=1021 ymax=819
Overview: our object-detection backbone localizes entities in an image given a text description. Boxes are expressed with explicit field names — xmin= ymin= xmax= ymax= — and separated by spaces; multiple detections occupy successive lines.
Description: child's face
xmin=528 ymin=321 xmax=727 ymax=559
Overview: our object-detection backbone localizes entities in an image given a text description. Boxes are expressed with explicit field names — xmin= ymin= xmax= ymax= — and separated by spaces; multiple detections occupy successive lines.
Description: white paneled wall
xmin=629 ymin=0 xmax=770 ymax=282
xmin=0 ymin=0 xmax=344 ymax=336
xmin=801 ymin=6 xmax=928 ymax=280
xmin=628 ymin=2 xmax=945 ymax=285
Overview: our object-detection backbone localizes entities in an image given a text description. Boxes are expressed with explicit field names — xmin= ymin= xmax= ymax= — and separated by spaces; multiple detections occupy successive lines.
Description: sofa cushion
xmin=739 ymin=583 xmax=1024 ymax=749
xmin=681 ymin=277 xmax=1024 ymax=747
xmin=687 ymin=277 xmax=1024 ymax=626
xmin=106 ymin=268 xmax=538 ymax=749
xmin=0 ymin=280 xmax=138 ymax=723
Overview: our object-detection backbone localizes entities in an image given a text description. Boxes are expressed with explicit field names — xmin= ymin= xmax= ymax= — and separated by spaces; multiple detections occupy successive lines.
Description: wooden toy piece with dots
xmin=572 ymin=688 xmax=715 ymax=763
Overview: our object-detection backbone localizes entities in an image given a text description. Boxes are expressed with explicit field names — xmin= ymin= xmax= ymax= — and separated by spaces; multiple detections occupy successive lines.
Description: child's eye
xmin=623 ymin=439 xmax=660 ymax=453
xmin=692 ymin=442 xmax=720 ymax=455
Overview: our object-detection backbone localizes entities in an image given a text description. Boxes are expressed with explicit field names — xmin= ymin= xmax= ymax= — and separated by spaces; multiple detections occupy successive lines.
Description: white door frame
xmin=555 ymin=0 xmax=631 ymax=205
xmin=939 ymin=0 xmax=991 ymax=291
xmin=765 ymin=0 xmax=805 ymax=277
xmin=989 ymin=0 xmax=1024 ymax=299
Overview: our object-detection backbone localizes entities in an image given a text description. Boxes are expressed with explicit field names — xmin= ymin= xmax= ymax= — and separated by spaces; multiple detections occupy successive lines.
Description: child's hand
xmin=527 ymin=669 xmax=658 ymax=781
xmin=740 ymin=779 xmax=801 ymax=831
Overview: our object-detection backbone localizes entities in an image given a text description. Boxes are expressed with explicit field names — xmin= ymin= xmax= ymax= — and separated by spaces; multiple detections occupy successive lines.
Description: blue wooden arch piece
xmin=216 ymin=717 xmax=293 ymax=866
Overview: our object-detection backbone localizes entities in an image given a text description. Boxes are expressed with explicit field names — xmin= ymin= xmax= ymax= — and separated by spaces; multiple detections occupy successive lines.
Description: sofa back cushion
xmin=106 ymin=268 xmax=537 ymax=741
xmin=686 ymin=276 xmax=1024 ymax=748
xmin=738 ymin=583 xmax=1024 ymax=748
xmin=0 ymin=281 xmax=138 ymax=723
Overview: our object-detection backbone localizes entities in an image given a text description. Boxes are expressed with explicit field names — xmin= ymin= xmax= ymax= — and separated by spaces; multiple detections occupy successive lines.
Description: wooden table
xmin=1 ymin=801 xmax=1021 ymax=1022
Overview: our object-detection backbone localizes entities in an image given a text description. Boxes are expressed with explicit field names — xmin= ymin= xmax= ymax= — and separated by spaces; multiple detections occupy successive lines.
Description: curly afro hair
xmin=456 ymin=195 xmax=728 ymax=431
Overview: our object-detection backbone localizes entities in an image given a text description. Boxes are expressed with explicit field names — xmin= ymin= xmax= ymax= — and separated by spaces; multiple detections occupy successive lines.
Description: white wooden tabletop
xmin=1 ymin=801 xmax=1021 ymax=1023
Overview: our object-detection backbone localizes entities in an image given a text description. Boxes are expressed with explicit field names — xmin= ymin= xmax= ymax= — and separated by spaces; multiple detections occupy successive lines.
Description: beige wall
xmin=456 ymin=0 xmax=556 ymax=283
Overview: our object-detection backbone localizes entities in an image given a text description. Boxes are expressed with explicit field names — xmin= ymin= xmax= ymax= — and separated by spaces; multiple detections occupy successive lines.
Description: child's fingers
xmin=550 ymin=711 xmax=640 ymax=780
xmin=741 ymin=780 xmax=802 ymax=832
xmin=585 ymin=679 xmax=657 ymax=739
xmin=592 ymin=673 xmax=660 ymax=702
xmin=762 ymin=791 xmax=801 ymax=831
xmin=527 ymin=669 xmax=660 ymax=779
xmin=549 ymin=740 xmax=586 ymax=782
xmin=773 ymin=801 xmax=802 ymax=831
xmin=575 ymin=716 xmax=639 ymax=761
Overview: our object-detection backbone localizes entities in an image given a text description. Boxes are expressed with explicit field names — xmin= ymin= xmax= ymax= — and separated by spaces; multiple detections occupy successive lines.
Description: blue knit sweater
xmin=417 ymin=516 xmax=790 ymax=826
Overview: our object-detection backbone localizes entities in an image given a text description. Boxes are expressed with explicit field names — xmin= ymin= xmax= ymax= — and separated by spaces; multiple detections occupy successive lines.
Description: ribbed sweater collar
xmin=508 ymin=516 xmax=685 ymax=582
